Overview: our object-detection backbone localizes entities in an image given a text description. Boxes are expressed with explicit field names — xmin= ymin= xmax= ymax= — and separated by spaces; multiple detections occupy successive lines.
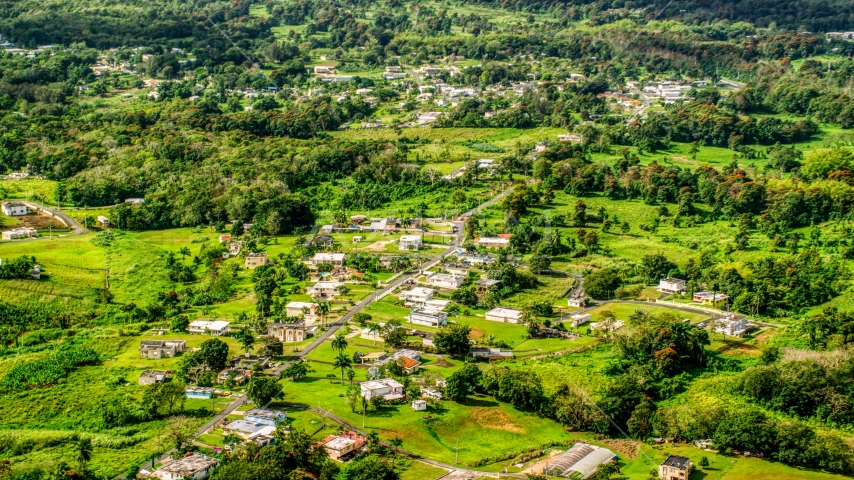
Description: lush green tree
xmin=170 ymin=315 xmax=189 ymax=333
xmin=246 ymin=375 xmax=283 ymax=406
xmin=433 ymin=324 xmax=472 ymax=356
xmin=445 ymin=362 xmax=482 ymax=402
xmin=584 ymin=269 xmax=622 ymax=299
xmin=200 ymin=338 xmax=230 ymax=371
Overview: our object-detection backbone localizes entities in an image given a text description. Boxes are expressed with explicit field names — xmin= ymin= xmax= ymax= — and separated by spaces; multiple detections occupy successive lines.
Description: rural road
xmin=126 ymin=185 xmax=514 ymax=478
xmin=1 ymin=201 xmax=87 ymax=242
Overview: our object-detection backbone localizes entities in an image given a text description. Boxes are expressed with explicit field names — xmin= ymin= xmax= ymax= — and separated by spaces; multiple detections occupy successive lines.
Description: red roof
xmin=497 ymin=233 xmax=513 ymax=239
xmin=398 ymin=356 xmax=421 ymax=369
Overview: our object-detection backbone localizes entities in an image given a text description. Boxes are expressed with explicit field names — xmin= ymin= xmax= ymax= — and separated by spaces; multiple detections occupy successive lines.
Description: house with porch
xmin=658 ymin=277 xmax=686 ymax=294
xmin=426 ymin=273 xmax=464 ymax=290
xmin=313 ymin=252 xmax=345 ymax=267
xmin=398 ymin=287 xmax=435 ymax=306
xmin=399 ymin=235 xmax=422 ymax=251
xmin=188 ymin=320 xmax=231 ymax=335
xmin=145 ymin=453 xmax=218 ymax=480
xmin=285 ymin=302 xmax=318 ymax=322
xmin=359 ymin=378 xmax=405 ymax=400
xmin=140 ymin=340 xmax=186 ymax=359
xmin=307 ymin=281 xmax=343 ymax=299
xmin=409 ymin=308 xmax=448 ymax=327
xmin=269 ymin=322 xmax=316 ymax=343
xmin=484 ymin=307 xmax=523 ymax=323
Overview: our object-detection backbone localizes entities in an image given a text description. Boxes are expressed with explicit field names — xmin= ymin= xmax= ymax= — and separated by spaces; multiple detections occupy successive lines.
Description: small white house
xmin=149 ymin=453 xmax=218 ymax=480
xmin=360 ymin=378 xmax=405 ymax=400
xmin=484 ymin=307 xmax=523 ymax=324
xmin=399 ymin=287 xmax=435 ymax=305
xmin=658 ymin=277 xmax=686 ymax=294
xmin=285 ymin=302 xmax=318 ymax=322
xmin=307 ymin=281 xmax=344 ymax=299
xmin=313 ymin=252 xmax=346 ymax=266
xmin=713 ymin=313 xmax=749 ymax=337
xmin=427 ymin=273 xmax=464 ymax=290
xmin=1 ymin=201 xmax=28 ymax=216
xmin=474 ymin=236 xmax=510 ymax=248
xmin=570 ymin=313 xmax=591 ymax=327
xmin=411 ymin=399 xmax=427 ymax=411
xmin=188 ymin=320 xmax=231 ymax=335
xmin=567 ymin=295 xmax=585 ymax=308
xmin=409 ymin=309 xmax=448 ymax=327
xmin=399 ymin=235 xmax=422 ymax=251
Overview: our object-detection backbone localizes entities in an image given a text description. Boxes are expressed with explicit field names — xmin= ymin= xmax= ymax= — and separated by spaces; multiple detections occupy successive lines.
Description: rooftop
xmin=662 ymin=455 xmax=692 ymax=469
xmin=157 ymin=454 xmax=218 ymax=476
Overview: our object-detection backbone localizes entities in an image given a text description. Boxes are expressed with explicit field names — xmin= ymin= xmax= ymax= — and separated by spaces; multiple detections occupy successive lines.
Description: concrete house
xmin=658 ymin=455 xmax=692 ymax=480
xmin=570 ymin=313 xmax=591 ymax=327
xmin=360 ymin=378 xmax=405 ymax=400
xmin=321 ymin=431 xmax=365 ymax=461
xmin=269 ymin=322 xmax=316 ymax=343
xmin=411 ymin=399 xmax=427 ymax=411
xmin=398 ymin=287 xmax=435 ymax=305
xmin=470 ymin=348 xmax=514 ymax=360
xmin=474 ymin=236 xmax=511 ymax=248
xmin=426 ymin=273 xmax=464 ymax=290
xmin=713 ymin=312 xmax=748 ymax=337
xmin=140 ymin=340 xmax=186 ymax=359
xmin=313 ymin=252 xmax=345 ymax=267
xmin=314 ymin=66 xmax=333 ymax=74
xmin=138 ymin=370 xmax=167 ymax=385
xmin=222 ymin=420 xmax=276 ymax=442
xmin=567 ymin=294 xmax=586 ymax=308
xmin=245 ymin=253 xmax=269 ymax=269
xmin=285 ymin=302 xmax=318 ymax=322
xmin=188 ymin=320 xmax=230 ymax=335
xmin=399 ymin=235 xmax=422 ymax=251
xmin=307 ymin=281 xmax=343 ymax=299
xmin=245 ymin=408 xmax=287 ymax=426
xmin=1 ymin=201 xmax=29 ymax=216
xmin=693 ymin=291 xmax=729 ymax=305
xmin=2 ymin=227 xmax=37 ymax=240
xmin=409 ymin=308 xmax=448 ymax=327
xmin=484 ymin=307 xmax=523 ymax=323
xmin=658 ymin=278 xmax=686 ymax=294
xmin=146 ymin=453 xmax=218 ymax=480
xmin=185 ymin=387 xmax=214 ymax=399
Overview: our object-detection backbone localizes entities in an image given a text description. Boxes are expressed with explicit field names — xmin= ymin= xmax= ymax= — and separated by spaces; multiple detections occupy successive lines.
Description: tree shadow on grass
xmin=463 ymin=397 xmax=500 ymax=408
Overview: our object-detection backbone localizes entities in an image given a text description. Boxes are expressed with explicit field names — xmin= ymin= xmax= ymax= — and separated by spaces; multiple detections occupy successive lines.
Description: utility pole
xmin=455 ymin=439 xmax=459 ymax=464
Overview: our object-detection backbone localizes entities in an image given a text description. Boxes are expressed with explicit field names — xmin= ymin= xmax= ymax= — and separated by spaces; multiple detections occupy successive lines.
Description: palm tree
xmin=331 ymin=334 xmax=348 ymax=355
xmin=75 ymin=438 xmax=93 ymax=470
xmin=239 ymin=326 xmax=255 ymax=353
xmin=178 ymin=247 xmax=191 ymax=261
xmin=317 ymin=302 xmax=331 ymax=326
xmin=333 ymin=353 xmax=352 ymax=385
xmin=389 ymin=437 xmax=403 ymax=457
xmin=367 ymin=323 xmax=382 ymax=345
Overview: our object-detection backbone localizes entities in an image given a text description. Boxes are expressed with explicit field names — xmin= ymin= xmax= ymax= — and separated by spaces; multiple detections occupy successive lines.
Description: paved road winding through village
xmin=123 ymin=186 xmax=515 ymax=479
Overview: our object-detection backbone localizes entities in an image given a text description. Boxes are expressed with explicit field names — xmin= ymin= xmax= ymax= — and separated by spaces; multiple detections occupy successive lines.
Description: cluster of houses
xmin=657 ymin=277 xmax=748 ymax=336
xmin=0 ymin=202 xmax=38 ymax=240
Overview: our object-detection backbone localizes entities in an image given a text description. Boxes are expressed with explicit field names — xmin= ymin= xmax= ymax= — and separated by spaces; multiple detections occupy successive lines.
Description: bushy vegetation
xmin=0 ymin=346 xmax=99 ymax=391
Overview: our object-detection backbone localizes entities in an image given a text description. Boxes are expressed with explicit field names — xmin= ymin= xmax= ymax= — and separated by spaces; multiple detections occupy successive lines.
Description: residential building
xmin=217 ymin=368 xmax=249 ymax=385
xmin=692 ymin=291 xmax=729 ymax=305
xmin=1 ymin=201 xmax=28 ymax=216
xmin=375 ymin=349 xmax=422 ymax=374
xmin=124 ymin=198 xmax=145 ymax=204
xmin=306 ymin=281 xmax=343 ymax=299
xmin=409 ymin=309 xmax=448 ymax=327
xmin=484 ymin=307 xmax=523 ymax=323
xmin=423 ymin=299 xmax=450 ymax=311
xmin=285 ymin=302 xmax=318 ymax=322
xmin=310 ymin=234 xmax=334 ymax=248
xmin=470 ymin=348 xmax=514 ymax=360
xmin=570 ymin=313 xmax=591 ymax=327
xmin=231 ymin=353 xmax=270 ymax=370
xmin=398 ymin=287 xmax=435 ymax=305
xmin=658 ymin=278 xmax=686 ymax=294
xmin=314 ymin=66 xmax=333 ymax=74
xmin=399 ymin=235 xmax=422 ymax=251
xmin=545 ymin=443 xmax=617 ymax=479
xmin=146 ymin=453 xmax=218 ymax=480
xmin=590 ymin=320 xmax=624 ymax=332
xmin=558 ymin=133 xmax=583 ymax=143
xmin=138 ymin=370 xmax=167 ymax=385
xmin=713 ymin=313 xmax=748 ymax=337
xmin=567 ymin=295 xmax=585 ymax=308
xmin=359 ymin=352 xmax=386 ymax=364
xmin=359 ymin=378 xmax=405 ymax=400
xmin=185 ymin=387 xmax=214 ymax=399
xmin=188 ymin=320 xmax=230 ymax=335
xmin=426 ymin=273 xmax=464 ymax=289
xmin=140 ymin=340 xmax=186 ymax=359
xmin=269 ymin=322 xmax=316 ymax=343
xmin=245 ymin=253 xmax=269 ymax=269
xmin=416 ymin=112 xmax=442 ymax=124
xmin=411 ymin=399 xmax=427 ymax=411
xmin=421 ymin=387 xmax=443 ymax=401
xmin=2 ymin=227 xmax=37 ymax=240
xmin=313 ymin=252 xmax=345 ymax=266
xmin=385 ymin=65 xmax=402 ymax=73
xmin=474 ymin=236 xmax=511 ymax=248
xmin=442 ymin=263 xmax=470 ymax=276
xmin=350 ymin=215 xmax=366 ymax=225
xmin=222 ymin=420 xmax=277 ymax=442
xmin=218 ymin=234 xmax=231 ymax=243
xmin=321 ymin=431 xmax=365 ymax=461
xmin=658 ymin=455 xmax=692 ymax=480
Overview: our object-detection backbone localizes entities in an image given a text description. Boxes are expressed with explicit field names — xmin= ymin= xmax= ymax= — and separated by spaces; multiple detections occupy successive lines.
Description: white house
xmin=713 ymin=313 xmax=748 ymax=337
xmin=285 ymin=302 xmax=318 ymax=322
xmin=313 ymin=252 xmax=346 ymax=266
xmin=411 ymin=399 xmax=427 ymax=411
xmin=475 ymin=236 xmax=510 ymax=248
xmin=1 ymin=201 xmax=28 ymax=216
xmin=570 ymin=313 xmax=591 ymax=327
xmin=416 ymin=112 xmax=442 ymax=124
xmin=399 ymin=235 xmax=422 ymax=251
xmin=360 ymin=378 xmax=405 ymax=400
xmin=314 ymin=66 xmax=333 ymax=74
xmin=2 ymin=227 xmax=37 ymax=240
xmin=398 ymin=287 xmax=435 ymax=305
xmin=188 ymin=320 xmax=231 ymax=335
xmin=409 ymin=309 xmax=448 ymax=327
xmin=426 ymin=273 xmax=464 ymax=290
xmin=658 ymin=278 xmax=686 ymax=294
xmin=567 ymin=295 xmax=585 ymax=308
xmin=307 ymin=281 xmax=343 ymax=299
xmin=484 ymin=307 xmax=523 ymax=324
xmin=148 ymin=453 xmax=218 ymax=480
xmin=245 ymin=408 xmax=287 ymax=426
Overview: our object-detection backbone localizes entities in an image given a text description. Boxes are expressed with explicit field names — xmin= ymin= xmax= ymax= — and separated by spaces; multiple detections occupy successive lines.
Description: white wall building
xmin=188 ymin=320 xmax=231 ymax=335
xmin=360 ymin=378 xmax=405 ymax=400
xmin=399 ymin=235 xmax=423 ymax=251
xmin=484 ymin=307 xmax=523 ymax=323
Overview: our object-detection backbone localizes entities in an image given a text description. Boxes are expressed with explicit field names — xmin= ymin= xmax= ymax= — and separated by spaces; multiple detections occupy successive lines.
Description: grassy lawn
xmin=400 ymin=461 xmax=447 ymax=480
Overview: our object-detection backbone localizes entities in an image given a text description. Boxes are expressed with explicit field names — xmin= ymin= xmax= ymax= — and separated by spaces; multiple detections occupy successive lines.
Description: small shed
xmin=411 ymin=399 xmax=427 ymax=411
